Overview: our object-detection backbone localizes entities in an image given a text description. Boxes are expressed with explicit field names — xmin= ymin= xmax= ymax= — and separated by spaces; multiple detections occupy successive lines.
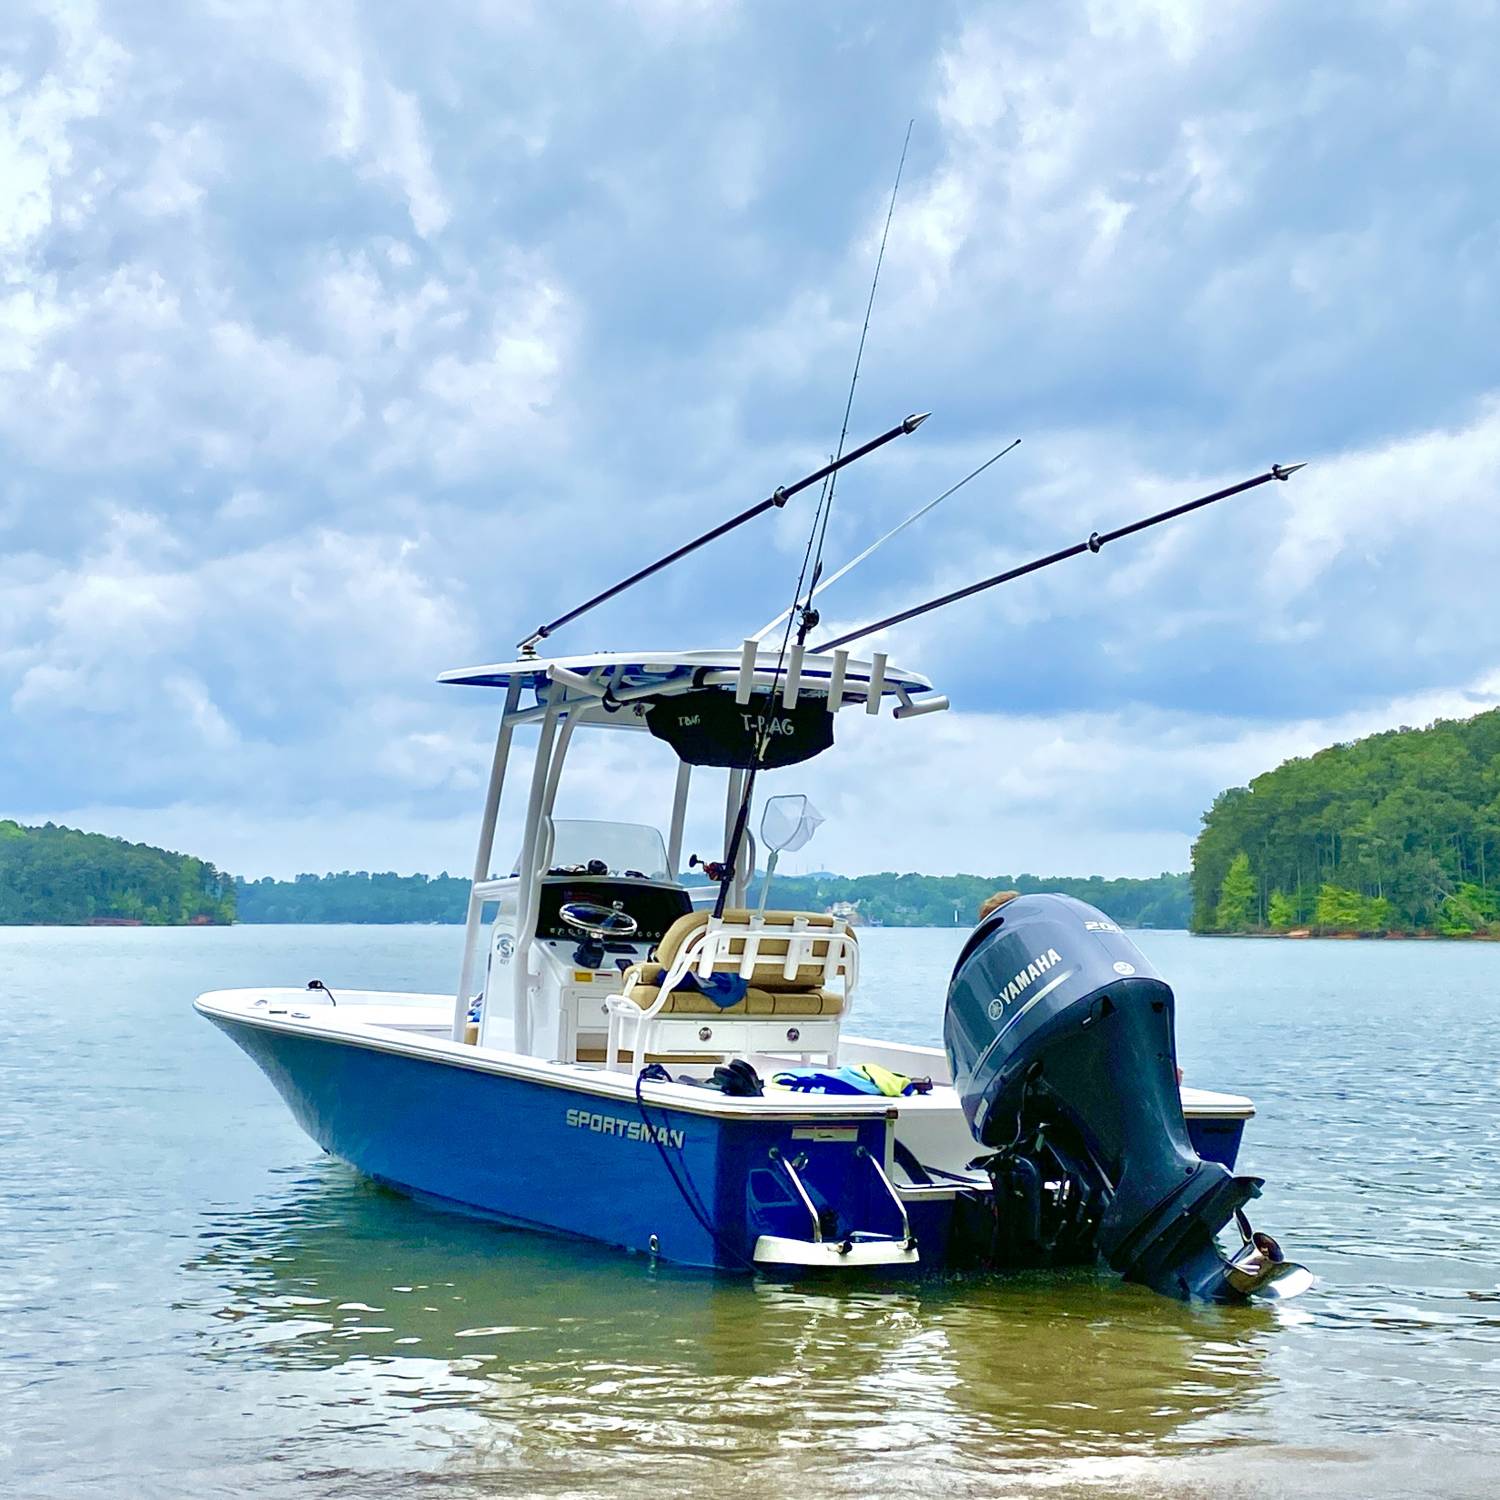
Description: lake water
xmin=2 ymin=925 xmax=1497 ymax=1498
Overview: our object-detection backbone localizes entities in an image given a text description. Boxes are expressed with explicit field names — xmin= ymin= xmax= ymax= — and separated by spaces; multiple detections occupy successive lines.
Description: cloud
xmin=1 ymin=0 xmax=1497 ymax=880
xmin=0 ymin=504 xmax=479 ymax=810
xmin=208 ymin=0 xmax=453 ymax=237
xmin=780 ymin=670 xmax=1500 ymax=878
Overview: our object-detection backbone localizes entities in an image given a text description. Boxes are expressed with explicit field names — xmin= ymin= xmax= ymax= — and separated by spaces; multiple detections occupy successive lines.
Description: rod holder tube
xmin=547 ymin=664 xmax=607 ymax=696
xmin=826 ymin=649 xmax=848 ymax=713
xmin=735 ymin=638 xmax=757 ymax=705
xmin=893 ymin=693 xmax=950 ymax=719
xmin=865 ymin=652 xmax=887 ymax=714
xmin=780 ymin=643 xmax=804 ymax=709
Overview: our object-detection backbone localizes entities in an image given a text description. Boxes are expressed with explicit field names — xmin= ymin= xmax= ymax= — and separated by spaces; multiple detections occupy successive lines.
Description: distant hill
xmin=732 ymin=870 xmax=1191 ymax=929
xmin=0 ymin=821 xmax=235 ymax=926
xmin=236 ymin=871 xmax=469 ymax=923
xmin=237 ymin=867 xmax=1190 ymax=928
xmin=1191 ymin=707 xmax=1500 ymax=936
xmin=0 ymin=819 xmax=1191 ymax=929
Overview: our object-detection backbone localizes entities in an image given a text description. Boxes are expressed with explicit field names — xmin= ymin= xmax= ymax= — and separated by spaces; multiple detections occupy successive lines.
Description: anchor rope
xmin=632 ymin=1065 xmax=758 ymax=1271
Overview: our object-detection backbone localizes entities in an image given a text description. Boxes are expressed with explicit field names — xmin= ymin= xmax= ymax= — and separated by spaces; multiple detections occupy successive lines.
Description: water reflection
xmin=13 ymin=925 xmax=1500 ymax=1496
xmin=185 ymin=1159 xmax=1281 ymax=1491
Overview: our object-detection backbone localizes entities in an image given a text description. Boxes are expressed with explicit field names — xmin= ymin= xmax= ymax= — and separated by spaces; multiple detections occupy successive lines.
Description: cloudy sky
xmin=3 ymin=0 xmax=1498 ymax=881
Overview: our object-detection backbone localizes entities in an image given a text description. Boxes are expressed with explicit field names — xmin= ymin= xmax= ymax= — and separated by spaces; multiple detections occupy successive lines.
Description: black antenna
xmin=796 ymin=119 xmax=913 ymax=645
xmin=715 ymin=124 xmax=916 ymax=919
xmin=515 ymin=413 xmax=928 ymax=656
xmin=749 ymin=437 xmax=1021 ymax=641
xmin=817 ymin=463 xmax=1307 ymax=653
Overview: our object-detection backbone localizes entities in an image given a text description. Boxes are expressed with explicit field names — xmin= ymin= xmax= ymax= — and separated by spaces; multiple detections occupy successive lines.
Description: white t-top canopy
xmin=438 ymin=648 xmax=934 ymax=701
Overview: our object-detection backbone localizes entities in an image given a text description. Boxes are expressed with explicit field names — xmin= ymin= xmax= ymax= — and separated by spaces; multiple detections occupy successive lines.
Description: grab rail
xmin=770 ymin=1148 xmax=822 ymax=1244
xmin=858 ymin=1145 xmax=916 ymax=1249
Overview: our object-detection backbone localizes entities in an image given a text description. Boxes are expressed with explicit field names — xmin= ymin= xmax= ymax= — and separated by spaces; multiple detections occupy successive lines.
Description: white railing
xmin=603 ymin=913 xmax=858 ymax=1071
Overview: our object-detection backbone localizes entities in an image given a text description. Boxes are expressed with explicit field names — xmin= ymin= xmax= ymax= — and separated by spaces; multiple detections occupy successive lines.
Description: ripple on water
xmin=3 ymin=925 xmax=1500 ymax=1498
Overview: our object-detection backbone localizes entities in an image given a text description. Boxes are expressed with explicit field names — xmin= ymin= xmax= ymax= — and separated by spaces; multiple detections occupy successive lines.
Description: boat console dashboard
xmin=534 ymin=874 xmax=692 ymax=946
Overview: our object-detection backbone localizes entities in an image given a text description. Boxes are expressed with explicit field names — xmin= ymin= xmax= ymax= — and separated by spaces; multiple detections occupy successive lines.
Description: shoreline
xmin=1208 ymin=927 xmax=1497 ymax=941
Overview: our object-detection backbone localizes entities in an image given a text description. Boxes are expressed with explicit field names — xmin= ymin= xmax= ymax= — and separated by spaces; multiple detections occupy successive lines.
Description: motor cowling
xmin=944 ymin=893 xmax=1290 ymax=1302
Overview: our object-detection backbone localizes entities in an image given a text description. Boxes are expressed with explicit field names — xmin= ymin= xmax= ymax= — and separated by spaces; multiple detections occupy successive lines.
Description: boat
xmin=197 ymin=404 xmax=1312 ymax=1300
xmin=197 ymin=635 xmax=1308 ymax=1300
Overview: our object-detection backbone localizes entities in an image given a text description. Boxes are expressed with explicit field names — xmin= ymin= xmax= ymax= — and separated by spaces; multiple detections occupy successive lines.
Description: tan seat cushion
xmin=574 ymin=1046 xmax=726 ymax=1065
xmin=619 ymin=982 xmax=845 ymax=1016
xmin=620 ymin=959 xmax=666 ymax=991
xmin=645 ymin=908 xmax=854 ymax=993
xmin=653 ymin=910 xmax=711 ymax=968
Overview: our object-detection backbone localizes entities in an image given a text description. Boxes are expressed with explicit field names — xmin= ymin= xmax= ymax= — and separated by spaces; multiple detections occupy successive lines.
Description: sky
xmin=3 ymin=0 xmax=1499 ymax=882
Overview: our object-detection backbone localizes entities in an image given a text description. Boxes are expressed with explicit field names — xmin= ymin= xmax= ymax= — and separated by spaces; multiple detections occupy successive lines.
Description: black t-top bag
xmin=645 ymin=689 xmax=833 ymax=769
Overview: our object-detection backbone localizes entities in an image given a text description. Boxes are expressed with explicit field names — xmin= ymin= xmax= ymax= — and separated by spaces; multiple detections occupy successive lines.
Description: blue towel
xmin=771 ymin=1067 xmax=885 ymax=1096
xmin=672 ymin=971 xmax=749 ymax=1009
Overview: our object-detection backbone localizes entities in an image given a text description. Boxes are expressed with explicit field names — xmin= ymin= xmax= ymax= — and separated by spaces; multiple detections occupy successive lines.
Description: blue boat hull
xmin=210 ymin=1013 xmax=1243 ymax=1275
xmin=1186 ymin=1115 xmax=1246 ymax=1171
xmin=211 ymin=1014 xmax=930 ymax=1271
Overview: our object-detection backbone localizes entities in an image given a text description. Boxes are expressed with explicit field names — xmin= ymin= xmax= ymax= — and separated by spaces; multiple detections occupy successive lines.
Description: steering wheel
xmin=558 ymin=900 xmax=639 ymax=940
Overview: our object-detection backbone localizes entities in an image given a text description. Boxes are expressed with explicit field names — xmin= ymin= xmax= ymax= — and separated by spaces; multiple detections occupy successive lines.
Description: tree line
xmin=18 ymin=702 xmax=1498 ymax=937
xmin=739 ymin=870 xmax=1190 ymax=928
xmin=1 ymin=824 xmax=1192 ymax=930
xmin=235 ymin=868 xmax=1190 ymax=927
xmin=236 ymin=871 xmax=470 ymax=923
xmin=0 ymin=821 xmax=236 ymax=925
xmin=1191 ymin=708 xmax=1500 ymax=936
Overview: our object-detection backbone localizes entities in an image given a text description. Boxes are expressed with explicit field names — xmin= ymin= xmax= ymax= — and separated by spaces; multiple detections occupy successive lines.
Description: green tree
xmin=1214 ymin=852 xmax=1258 ymax=931
xmin=1191 ymin=705 xmax=1500 ymax=935
xmin=0 ymin=823 xmax=235 ymax=925
xmin=1437 ymin=882 xmax=1500 ymax=936
xmin=1313 ymin=883 xmax=1391 ymax=933
xmin=1267 ymin=888 xmax=1298 ymax=929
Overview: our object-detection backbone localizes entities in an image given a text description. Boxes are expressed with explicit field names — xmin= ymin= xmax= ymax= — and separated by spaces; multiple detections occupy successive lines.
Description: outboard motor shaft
xmin=944 ymin=894 xmax=1304 ymax=1302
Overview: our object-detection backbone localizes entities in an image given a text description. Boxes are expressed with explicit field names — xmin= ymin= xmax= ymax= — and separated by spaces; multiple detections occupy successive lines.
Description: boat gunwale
xmin=193 ymin=989 xmax=906 ymax=1122
xmin=194 ymin=988 xmax=1255 ymax=1122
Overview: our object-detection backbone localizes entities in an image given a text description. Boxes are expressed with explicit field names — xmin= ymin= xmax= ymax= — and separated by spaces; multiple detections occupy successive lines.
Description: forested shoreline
xmin=235 ymin=868 xmax=1191 ymax=928
xmin=0 ymin=820 xmax=1191 ymax=929
xmin=0 ymin=821 xmax=236 ymax=925
xmin=236 ymin=871 xmax=470 ymax=923
xmin=731 ymin=870 xmax=1190 ymax=928
xmin=26 ymin=690 xmax=1500 ymax=945
xmin=1191 ymin=708 xmax=1500 ymax=937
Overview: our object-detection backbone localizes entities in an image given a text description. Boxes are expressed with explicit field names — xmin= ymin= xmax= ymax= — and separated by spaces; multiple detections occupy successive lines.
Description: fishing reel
xmin=689 ymin=853 xmax=733 ymax=883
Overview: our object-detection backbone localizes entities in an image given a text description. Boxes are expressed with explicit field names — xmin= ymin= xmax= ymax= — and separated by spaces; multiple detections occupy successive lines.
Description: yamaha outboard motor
xmin=945 ymin=894 xmax=1304 ymax=1302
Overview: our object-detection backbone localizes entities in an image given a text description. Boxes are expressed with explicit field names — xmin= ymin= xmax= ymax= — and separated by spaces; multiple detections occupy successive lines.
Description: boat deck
xmin=195 ymin=986 xmax=1253 ymax=1188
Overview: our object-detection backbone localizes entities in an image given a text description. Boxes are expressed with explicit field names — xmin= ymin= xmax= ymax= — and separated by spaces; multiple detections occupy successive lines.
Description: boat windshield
xmin=544 ymin=819 xmax=671 ymax=880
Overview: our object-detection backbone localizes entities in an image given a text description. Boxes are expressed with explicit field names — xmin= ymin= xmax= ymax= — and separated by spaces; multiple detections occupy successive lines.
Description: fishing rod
xmin=514 ymin=411 xmax=929 ymax=656
xmin=794 ymin=120 xmax=913 ymax=647
xmin=748 ymin=437 xmax=1021 ymax=642
xmin=714 ymin=124 xmax=914 ymax=919
xmin=816 ymin=462 xmax=1306 ymax=653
